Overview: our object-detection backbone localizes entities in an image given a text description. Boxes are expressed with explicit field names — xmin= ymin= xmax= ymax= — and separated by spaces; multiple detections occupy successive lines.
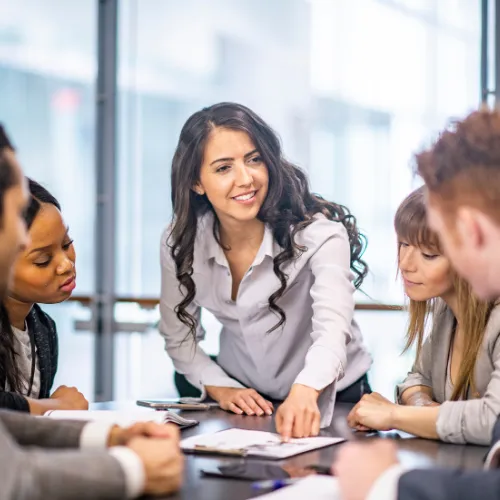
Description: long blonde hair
xmin=395 ymin=186 xmax=493 ymax=400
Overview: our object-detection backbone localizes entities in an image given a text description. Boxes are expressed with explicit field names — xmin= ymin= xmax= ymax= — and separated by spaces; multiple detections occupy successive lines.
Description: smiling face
xmin=8 ymin=202 xmax=76 ymax=305
xmin=398 ymin=240 xmax=454 ymax=301
xmin=194 ymin=127 xmax=269 ymax=226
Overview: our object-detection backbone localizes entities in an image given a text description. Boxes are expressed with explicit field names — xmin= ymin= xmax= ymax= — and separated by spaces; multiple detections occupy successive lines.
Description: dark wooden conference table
xmin=94 ymin=401 xmax=488 ymax=500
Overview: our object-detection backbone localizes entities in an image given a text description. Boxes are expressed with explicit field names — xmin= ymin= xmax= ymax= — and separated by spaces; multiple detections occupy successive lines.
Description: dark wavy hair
xmin=169 ymin=102 xmax=368 ymax=339
xmin=0 ymin=176 xmax=60 ymax=393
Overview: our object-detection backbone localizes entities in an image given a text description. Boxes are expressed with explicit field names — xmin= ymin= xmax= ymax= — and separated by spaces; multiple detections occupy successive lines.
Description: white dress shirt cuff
xmin=197 ymin=363 xmax=246 ymax=390
xmin=485 ymin=441 xmax=500 ymax=469
xmin=109 ymin=447 xmax=146 ymax=499
xmin=79 ymin=422 xmax=115 ymax=449
xmin=366 ymin=464 xmax=406 ymax=500
xmin=294 ymin=347 xmax=342 ymax=391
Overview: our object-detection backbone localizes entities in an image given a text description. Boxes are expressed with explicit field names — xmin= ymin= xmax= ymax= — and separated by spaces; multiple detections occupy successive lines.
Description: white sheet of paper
xmin=180 ymin=428 xmax=344 ymax=459
xmin=42 ymin=410 xmax=197 ymax=427
xmin=254 ymin=476 xmax=340 ymax=499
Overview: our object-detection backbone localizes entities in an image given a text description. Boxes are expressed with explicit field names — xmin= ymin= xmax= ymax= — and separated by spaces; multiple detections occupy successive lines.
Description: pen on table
xmin=251 ymin=478 xmax=300 ymax=491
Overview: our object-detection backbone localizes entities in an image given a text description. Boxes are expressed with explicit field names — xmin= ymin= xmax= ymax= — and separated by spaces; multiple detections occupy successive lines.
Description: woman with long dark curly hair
xmin=160 ymin=102 xmax=372 ymax=439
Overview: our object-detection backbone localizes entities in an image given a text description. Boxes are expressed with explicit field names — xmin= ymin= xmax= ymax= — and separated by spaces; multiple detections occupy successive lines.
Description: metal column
xmin=94 ymin=0 xmax=118 ymax=401
xmin=496 ymin=0 xmax=500 ymax=104
xmin=481 ymin=0 xmax=489 ymax=103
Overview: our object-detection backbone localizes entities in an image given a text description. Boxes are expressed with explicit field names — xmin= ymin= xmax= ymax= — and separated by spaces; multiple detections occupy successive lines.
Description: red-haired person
xmin=335 ymin=109 xmax=500 ymax=500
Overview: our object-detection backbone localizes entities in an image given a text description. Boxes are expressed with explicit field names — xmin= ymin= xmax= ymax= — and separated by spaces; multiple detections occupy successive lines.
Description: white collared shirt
xmin=6 ymin=325 xmax=41 ymax=398
xmin=159 ymin=212 xmax=372 ymax=426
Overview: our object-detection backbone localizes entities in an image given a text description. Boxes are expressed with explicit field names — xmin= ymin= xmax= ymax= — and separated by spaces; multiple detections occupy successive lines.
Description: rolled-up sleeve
xmin=396 ymin=334 xmax=434 ymax=403
xmin=159 ymin=230 xmax=244 ymax=391
xmin=436 ymin=339 xmax=500 ymax=445
xmin=293 ymin=220 xmax=354 ymax=391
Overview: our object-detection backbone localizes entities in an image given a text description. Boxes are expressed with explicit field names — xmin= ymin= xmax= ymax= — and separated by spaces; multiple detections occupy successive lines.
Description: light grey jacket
xmin=0 ymin=410 xmax=127 ymax=499
xmin=396 ymin=301 xmax=500 ymax=446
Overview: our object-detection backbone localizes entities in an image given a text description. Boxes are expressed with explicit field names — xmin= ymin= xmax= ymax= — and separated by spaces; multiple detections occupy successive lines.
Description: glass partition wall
xmin=0 ymin=0 xmax=490 ymax=401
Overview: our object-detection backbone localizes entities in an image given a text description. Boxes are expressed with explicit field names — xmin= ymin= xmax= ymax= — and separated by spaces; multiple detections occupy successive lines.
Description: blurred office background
xmin=0 ymin=0 xmax=493 ymax=401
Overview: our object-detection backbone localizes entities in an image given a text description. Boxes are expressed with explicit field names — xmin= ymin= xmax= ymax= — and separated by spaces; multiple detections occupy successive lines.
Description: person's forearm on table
xmin=392 ymin=405 xmax=440 ymax=439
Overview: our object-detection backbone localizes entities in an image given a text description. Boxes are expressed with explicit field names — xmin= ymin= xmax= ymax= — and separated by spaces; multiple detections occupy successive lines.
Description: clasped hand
xmin=347 ymin=392 xmax=397 ymax=431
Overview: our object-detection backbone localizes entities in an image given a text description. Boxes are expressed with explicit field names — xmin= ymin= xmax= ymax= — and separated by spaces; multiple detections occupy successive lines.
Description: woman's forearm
xmin=400 ymin=386 xmax=437 ymax=406
xmin=392 ymin=404 xmax=440 ymax=439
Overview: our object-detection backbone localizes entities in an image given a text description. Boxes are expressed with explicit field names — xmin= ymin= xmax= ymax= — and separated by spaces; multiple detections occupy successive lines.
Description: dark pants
xmin=174 ymin=358 xmax=371 ymax=405
xmin=335 ymin=373 xmax=372 ymax=404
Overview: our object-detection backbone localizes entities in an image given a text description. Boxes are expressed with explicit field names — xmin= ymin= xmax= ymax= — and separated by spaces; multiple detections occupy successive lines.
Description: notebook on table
xmin=181 ymin=428 xmax=344 ymax=459
xmin=42 ymin=409 xmax=199 ymax=430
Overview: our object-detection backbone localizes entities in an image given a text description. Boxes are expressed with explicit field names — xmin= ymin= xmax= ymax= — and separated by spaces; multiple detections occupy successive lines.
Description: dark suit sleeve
xmin=33 ymin=305 xmax=58 ymax=394
xmin=0 ymin=390 xmax=30 ymax=412
xmin=47 ymin=311 xmax=58 ymax=392
xmin=399 ymin=468 xmax=500 ymax=500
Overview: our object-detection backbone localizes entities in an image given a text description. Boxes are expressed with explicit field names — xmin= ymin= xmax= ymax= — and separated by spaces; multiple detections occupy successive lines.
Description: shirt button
xmin=225 ymin=300 xmax=232 ymax=305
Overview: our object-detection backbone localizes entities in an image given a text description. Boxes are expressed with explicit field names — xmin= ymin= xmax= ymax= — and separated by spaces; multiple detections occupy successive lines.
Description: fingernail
xmin=248 ymin=412 xmax=254 ymax=416
xmin=257 ymin=411 xmax=263 ymax=416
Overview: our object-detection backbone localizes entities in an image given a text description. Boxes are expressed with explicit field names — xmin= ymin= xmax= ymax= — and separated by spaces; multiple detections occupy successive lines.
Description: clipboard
xmin=180 ymin=428 xmax=344 ymax=460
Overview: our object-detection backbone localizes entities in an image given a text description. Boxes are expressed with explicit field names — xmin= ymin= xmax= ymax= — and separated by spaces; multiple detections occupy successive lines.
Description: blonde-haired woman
xmin=347 ymin=186 xmax=500 ymax=445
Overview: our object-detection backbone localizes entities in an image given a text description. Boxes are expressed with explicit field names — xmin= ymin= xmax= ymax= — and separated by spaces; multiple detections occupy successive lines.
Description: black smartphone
xmin=200 ymin=461 xmax=333 ymax=481
xmin=136 ymin=399 xmax=212 ymax=411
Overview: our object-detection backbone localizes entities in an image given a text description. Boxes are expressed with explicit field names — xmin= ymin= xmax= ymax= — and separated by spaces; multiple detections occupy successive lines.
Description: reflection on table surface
xmin=93 ymin=401 xmax=488 ymax=500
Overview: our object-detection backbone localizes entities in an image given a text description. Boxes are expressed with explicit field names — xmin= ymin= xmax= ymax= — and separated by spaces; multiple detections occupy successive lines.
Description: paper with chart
xmin=180 ymin=428 xmax=344 ymax=459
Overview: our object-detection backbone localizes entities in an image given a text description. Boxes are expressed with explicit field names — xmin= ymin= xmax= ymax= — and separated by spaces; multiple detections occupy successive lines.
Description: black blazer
xmin=0 ymin=304 xmax=58 ymax=412
xmin=399 ymin=417 xmax=500 ymax=500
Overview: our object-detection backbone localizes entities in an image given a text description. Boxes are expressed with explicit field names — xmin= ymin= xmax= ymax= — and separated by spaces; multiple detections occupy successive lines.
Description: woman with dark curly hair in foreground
xmin=159 ymin=102 xmax=372 ymax=440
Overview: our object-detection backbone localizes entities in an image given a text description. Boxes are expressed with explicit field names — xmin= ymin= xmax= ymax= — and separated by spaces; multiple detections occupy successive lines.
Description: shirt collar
xmin=198 ymin=211 xmax=277 ymax=266
xmin=253 ymin=224 xmax=275 ymax=266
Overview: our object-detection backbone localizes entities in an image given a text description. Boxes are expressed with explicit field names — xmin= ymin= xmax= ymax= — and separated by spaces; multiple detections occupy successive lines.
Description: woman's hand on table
xmin=275 ymin=384 xmax=321 ymax=441
xmin=205 ymin=386 xmax=273 ymax=416
xmin=50 ymin=385 xmax=89 ymax=410
xmin=347 ymin=392 xmax=397 ymax=431
xmin=28 ymin=385 xmax=89 ymax=415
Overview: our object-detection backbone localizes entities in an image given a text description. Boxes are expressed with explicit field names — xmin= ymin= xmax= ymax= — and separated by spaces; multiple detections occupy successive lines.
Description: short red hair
xmin=416 ymin=108 xmax=500 ymax=223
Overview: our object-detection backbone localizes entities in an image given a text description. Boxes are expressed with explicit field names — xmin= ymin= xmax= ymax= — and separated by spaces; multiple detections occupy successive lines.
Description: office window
xmin=113 ymin=0 xmax=481 ymax=399
xmin=0 ymin=0 xmax=97 ymax=397
xmin=0 ymin=0 xmax=482 ymax=401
